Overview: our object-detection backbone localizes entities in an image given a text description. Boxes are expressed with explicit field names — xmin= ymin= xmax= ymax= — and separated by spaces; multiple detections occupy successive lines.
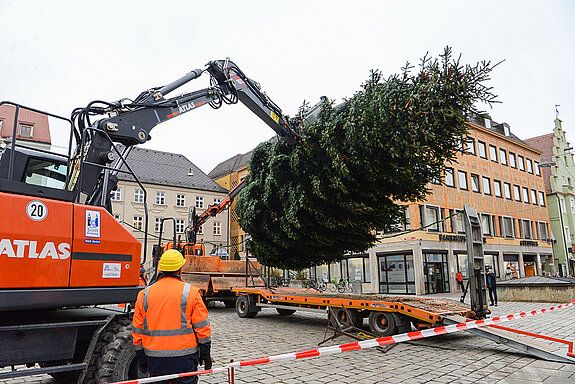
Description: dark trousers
xmin=457 ymin=280 xmax=465 ymax=292
xmin=147 ymin=353 xmax=199 ymax=384
xmin=488 ymin=286 xmax=498 ymax=304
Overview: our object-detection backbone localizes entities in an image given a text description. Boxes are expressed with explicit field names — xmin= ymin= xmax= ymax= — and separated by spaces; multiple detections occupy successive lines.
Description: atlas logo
xmin=0 ymin=239 xmax=71 ymax=260
xmin=179 ymin=102 xmax=196 ymax=113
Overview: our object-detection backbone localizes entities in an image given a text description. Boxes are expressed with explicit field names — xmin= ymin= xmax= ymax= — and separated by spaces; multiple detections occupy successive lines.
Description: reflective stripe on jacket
xmin=132 ymin=276 xmax=211 ymax=357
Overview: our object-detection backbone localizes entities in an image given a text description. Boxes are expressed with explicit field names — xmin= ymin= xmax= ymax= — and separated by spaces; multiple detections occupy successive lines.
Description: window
xmin=386 ymin=206 xmax=411 ymax=233
xmin=489 ymin=145 xmax=498 ymax=162
xmin=500 ymin=149 xmax=507 ymax=165
xmin=214 ymin=198 xmax=222 ymax=204
xmin=466 ymin=138 xmax=476 ymax=155
xmin=471 ymin=174 xmax=480 ymax=193
xmin=480 ymin=213 xmax=493 ymax=236
xmin=504 ymin=182 xmax=512 ymax=199
xmin=17 ymin=123 xmax=34 ymax=138
xmin=513 ymin=185 xmax=521 ymax=201
xmin=176 ymin=194 xmax=186 ymax=207
xmin=154 ymin=217 xmax=162 ymax=232
xmin=110 ymin=188 xmax=122 ymax=201
xmin=530 ymin=190 xmax=537 ymax=205
xmin=342 ymin=255 xmax=371 ymax=283
xmin=133 ymin=216 xmax=143 ymax=231
xmin=176 ymin=219 xmax=185 ymax=234
xmin=565 ymin=226 xmax=572 ymax=245
xmin=444 ymin=168 xmax=455 ymax=187
xmin=155 ymin=192 xmax=165 ymax=205
xmin=560 ymin=197 xmax=566 ymax=213
xmin=452 ymin=209 xmax=465 ymax=233
xmin=522 ymin=220 xmax=532 ymax=239
xmin=538 ymin=191 xmax=545 ymax=206
xmin=134 ymin=189 xmax=144 ymax=203
xmin=534 ymin=161 xmax=541 ymax=176
xmin=502 ymin=217 xmax=514 ymax=238
xmin=196 ymin=196 xmax=204 ymax=209
xmin=538 ymin=222 xmax=549 ymax=241
xmin=494 ymin=180 xmax=502 ymax=197
xmin=378 ymin=252 xmax=416 ymax=294
xmin=458 ymin=171 xmax=468 ymax=190
xmin=213 ymin=221 xmax=222 ymax=236
xmin=571 ymin=198 xmax=575 ymax=213
xmin=518 ymin=155 xmax=525 ymax=171
xmin=197 ymin=225 xmax=204 ymax=235
xmin=522 ymin=187 xmax=529 ymax=203
xmin=509 ymin=152 xmax=517 ymax=168
xmin=113 ymin=214 xmax=121 ymax=222
xmin=424 ymin=205 xmax=441 ymax=232
xmin=483 ymin=177 xmax=491 ymax=195
xmin=526 ymin=159 xmax=533 ymax=174
xmin=478 ymin=141 xmax=487 ymax=159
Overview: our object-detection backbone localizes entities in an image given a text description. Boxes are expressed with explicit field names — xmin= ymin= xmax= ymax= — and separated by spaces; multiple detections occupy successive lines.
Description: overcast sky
xmin=1 ymin=1 xmax=573 ymax=173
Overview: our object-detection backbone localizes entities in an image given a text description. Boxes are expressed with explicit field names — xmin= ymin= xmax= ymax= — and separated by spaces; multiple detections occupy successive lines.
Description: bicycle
xmin=337 ymin=276 xmax=352 ymax=293
xmin=305 ymin=278 xmax=326 ymax=292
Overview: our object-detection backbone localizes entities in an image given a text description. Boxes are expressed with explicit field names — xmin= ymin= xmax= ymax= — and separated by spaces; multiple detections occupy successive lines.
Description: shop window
xmin=423 ymin=253 xmax=450 ymax=294
xmin=500 ymin=149 xmax=508 ymax=165
xmin=489 ymin=145 xmax=498 ymax=162
xmin=503 ymin=255 xmax=519 ymax=279
xmin=478 ymin=141 xmax=487 ymax=159
xmin=494 ymin=180 xmax=502 ymax=197
xmin=504 ymin=183 xmax=512 ymax=199
xmin=378 ymin=252 xmax=415 ymax=294
xmin=456 ymin=253 xmax=469 ymax=279
xmin=341 ymin=255 xmax=371 ymax=283
xmin=484 ymin=253 xmax=500 ymax=277
xmin=471 ymin=174 xmax=481 ymax=193
xmin=509 ymin=152 xmax=517 ymax=168
xmin=444 ymin=168 xmax=455 ymax=187
xmin=314 ymin=264 xmax=331 ymax=282
xmin=458 ymin=171 xmax=468 ymax=190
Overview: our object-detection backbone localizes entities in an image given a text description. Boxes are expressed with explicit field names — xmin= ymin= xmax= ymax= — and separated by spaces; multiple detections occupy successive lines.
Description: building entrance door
xmin=423 ymin=253 xmax=449 ymax=294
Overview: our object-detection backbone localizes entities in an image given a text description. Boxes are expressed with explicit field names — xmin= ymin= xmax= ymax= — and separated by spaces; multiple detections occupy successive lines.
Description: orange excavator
xmin=0 ymin=59 xmax=323 ymax=383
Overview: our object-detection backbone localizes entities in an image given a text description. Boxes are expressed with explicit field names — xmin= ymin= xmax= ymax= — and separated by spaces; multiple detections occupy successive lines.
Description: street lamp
xmin=539 ymin=161 xmax=570 ymax=276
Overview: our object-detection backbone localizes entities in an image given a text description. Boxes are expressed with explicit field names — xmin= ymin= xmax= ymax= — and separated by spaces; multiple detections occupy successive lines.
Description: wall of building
xmin=111 ymin=181 xmax=229 ymax=268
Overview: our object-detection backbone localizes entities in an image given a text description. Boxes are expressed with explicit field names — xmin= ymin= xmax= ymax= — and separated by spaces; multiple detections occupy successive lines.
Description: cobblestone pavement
xmin=2 ymin=296 xmax=575 ymax=383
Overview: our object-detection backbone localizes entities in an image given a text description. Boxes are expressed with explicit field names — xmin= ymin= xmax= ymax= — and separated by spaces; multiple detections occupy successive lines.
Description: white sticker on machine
xmin=103 ymin=263 xmax=122 ymax=278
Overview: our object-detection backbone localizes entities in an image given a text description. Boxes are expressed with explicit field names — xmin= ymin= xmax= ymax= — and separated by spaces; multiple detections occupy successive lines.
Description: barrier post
xmin=228 ymin=359 xmax=235 ymax=384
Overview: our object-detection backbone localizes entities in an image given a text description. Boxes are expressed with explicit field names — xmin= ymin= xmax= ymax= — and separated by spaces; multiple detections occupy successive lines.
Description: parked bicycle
xmin=305 ymin=278 xmax=327 ymax=292
xmin=329 ymin=276 xmax=352 ymax=293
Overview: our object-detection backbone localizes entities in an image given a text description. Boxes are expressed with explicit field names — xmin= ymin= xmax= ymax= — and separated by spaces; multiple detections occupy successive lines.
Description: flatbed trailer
xmin=232 ymin=287 xmax=474 ymax=337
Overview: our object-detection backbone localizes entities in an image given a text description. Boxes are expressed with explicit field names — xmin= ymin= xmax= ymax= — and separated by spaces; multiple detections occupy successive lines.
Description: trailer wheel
xmin=85 ymin=318 xmax=144 ymax=384
xmin=368 ymin=311 xmax=397 ymax=337
xmin=276 ymin=308 xmax=296 ymax=316
xmin=330 ymin=308 xmax=362 ymax=328
xmin=236 ymin=295 xmax=258 ymax=318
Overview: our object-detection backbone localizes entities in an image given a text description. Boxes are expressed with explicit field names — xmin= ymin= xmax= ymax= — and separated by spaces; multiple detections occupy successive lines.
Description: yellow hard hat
xmin=158 ymin=249 xmax=186 ymax=272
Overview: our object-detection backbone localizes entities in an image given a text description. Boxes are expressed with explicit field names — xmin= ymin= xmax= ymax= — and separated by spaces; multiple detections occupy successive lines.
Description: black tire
xmin=368 ymin=311 xmax=398 ymax=337
xmin=85 ymin=317 xmax=145 ymax=384
xmin=236 ymin=295 xmax=258 ymax=318
xmin=276 ymin=308 xmax=296 ymax=316
xmin=223 ymin=299 xmax=236 ymax=308
xmin=330 ymin=308 xmax=362 ymax=328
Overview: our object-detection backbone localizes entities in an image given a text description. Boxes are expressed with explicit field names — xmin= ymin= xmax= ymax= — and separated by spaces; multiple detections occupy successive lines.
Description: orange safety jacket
xmin=131 ymin=276 xmax=211 ymax=357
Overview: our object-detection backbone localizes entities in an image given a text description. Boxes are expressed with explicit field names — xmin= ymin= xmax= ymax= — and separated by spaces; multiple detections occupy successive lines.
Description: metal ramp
xmin=444 ymin=314 xmax=575 ymax=364
xmin=450 ymin=206 xmax=575 ymax=364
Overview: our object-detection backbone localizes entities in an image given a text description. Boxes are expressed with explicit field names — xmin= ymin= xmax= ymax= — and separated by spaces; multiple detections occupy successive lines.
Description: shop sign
xmin=439 ymin=234 xmax=466 ymax=242
xmin=520 ymin=240 xmax=539 ymax=247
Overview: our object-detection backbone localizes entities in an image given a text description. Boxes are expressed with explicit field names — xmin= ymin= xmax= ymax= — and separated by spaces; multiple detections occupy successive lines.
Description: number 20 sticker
xmin=26 ymin=201 xmax=48 ymax=221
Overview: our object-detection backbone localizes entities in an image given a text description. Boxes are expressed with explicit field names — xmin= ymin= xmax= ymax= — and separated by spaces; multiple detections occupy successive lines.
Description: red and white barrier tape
xmin=112 ymin=300 xmax=575 ymax=384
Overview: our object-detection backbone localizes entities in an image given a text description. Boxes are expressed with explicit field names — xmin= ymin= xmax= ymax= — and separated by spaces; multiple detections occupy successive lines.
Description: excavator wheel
xmin=85 ymin=317 xmax=144 ymax=384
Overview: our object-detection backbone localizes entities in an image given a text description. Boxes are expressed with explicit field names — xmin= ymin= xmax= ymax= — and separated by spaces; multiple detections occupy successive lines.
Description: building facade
xmin=0 ymin=104 xmax=52 ymax=151
xmin=111 ymin=147 xmax=229 ymax=268
xmin=208 ymin=151 xmax=252 ymax=259
xmin=311 ymin=117 xmax=554 ymax=295
xmin=525 ymin=118 xmax=575 ymax=276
